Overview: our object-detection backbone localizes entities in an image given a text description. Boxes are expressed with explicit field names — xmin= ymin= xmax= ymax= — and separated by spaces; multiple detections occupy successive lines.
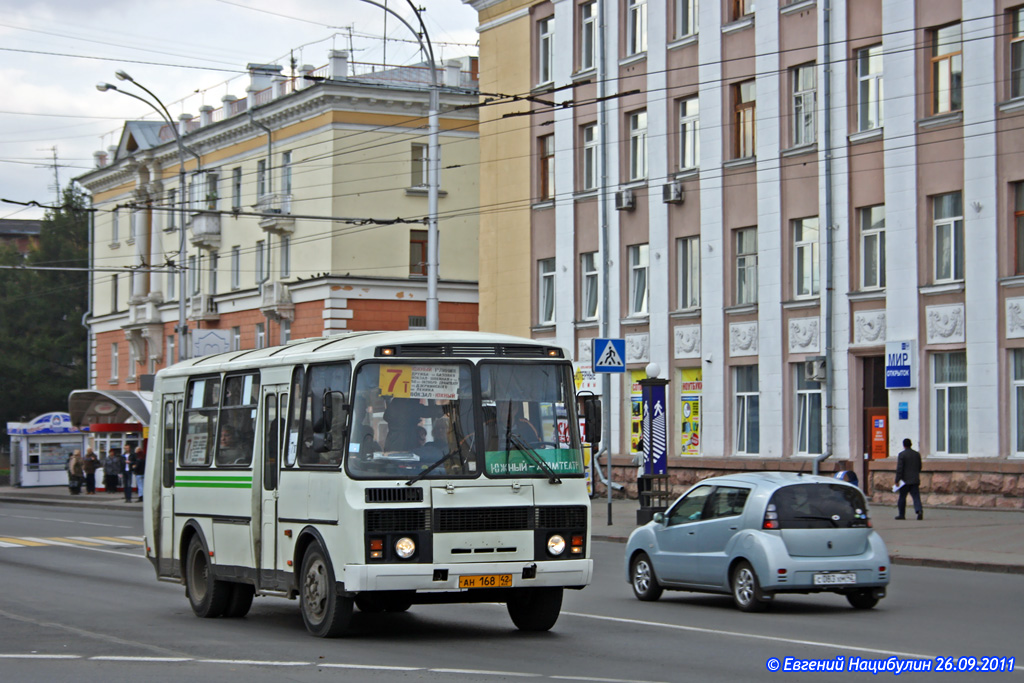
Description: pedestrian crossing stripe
xmin=0 ymin=536 xmax=142 ymax=549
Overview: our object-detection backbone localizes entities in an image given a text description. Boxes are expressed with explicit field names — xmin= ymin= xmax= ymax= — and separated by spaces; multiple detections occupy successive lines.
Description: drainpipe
xmin=815 ymin=0 xmax=834 ymax=475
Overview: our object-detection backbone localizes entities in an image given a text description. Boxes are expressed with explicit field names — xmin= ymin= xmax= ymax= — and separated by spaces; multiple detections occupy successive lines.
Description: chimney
xmin=107 ymin=145 xmax=118 ymax=163
xmin=178 ymin=113 xmax=193 ymax=137
xmin=94 ymin=151 xmax=108 ymax=168
xmin=221 ymin=94 xmax=238 ymax=117
xmin=247 ymin=63 xmax=283 ymax=97
xmin=329 ymin=50 xmax=349 ymax=80
xmin=299 ymin=64 xmax=316 ymax=90
xmin=272 ymin=75 xmax=288 ymax=99
xmin=199 ymin=105 xmax=214 ymax=127
xmin=445 ymin=59 xmax=462 ymax=87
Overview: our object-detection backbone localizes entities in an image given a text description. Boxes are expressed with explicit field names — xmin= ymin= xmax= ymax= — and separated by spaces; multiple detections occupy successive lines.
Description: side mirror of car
xmin=652 ymin=512 xmax=665 ymax=525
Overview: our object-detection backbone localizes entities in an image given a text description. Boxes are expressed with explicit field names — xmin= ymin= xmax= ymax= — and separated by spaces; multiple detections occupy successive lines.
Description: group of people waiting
xmin=66 ymin=445 xmax=146 ymax=502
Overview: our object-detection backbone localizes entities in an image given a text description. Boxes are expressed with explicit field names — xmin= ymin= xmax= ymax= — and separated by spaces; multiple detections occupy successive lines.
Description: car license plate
xmin=459 ymin=574 xmax=512 ymax=589
xmin=813 ymin=572 xmax=857 ymax=585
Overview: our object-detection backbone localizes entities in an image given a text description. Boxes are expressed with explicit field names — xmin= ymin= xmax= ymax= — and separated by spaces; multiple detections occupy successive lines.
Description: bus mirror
xmin=578 ymin=395 xmax=601 ymax=445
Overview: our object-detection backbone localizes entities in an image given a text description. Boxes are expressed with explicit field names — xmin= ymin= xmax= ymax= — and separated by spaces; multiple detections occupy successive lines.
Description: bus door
xmin=259 ymin=387 xmax=287 ymax=586
xmin=158 ymin=397 xmax=181 ymax=577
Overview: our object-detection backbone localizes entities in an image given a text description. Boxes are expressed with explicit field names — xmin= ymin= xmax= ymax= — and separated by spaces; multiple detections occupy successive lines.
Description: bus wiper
xmin=405 ymin=448 xmax=464 ymax=486
xmin=508 ymin=433 xmax=561 ymax=484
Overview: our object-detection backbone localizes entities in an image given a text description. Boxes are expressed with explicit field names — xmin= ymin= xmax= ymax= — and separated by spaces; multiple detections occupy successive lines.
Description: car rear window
xmin=766 ymin=483 xmax=870 ymax=529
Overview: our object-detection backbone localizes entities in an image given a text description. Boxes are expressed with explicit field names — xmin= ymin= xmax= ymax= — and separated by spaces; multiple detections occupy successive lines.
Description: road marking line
xmin=0 ymin=654 xmax=80 ymax=659
xmin=429 ymin=668 xmax=540 ymax=677
xmin=551 ymin=677 xmax=668 ymax=683
xmin=91 ymin=656 xmax=193 ymax=662
xmin=0 ymin=540 xmax=29 ymax=548
xmin=199 ymin=659 xmax=310 ymax=666
xmin=95 ymin=536 xmax=143 ymax=545
xmin=17 ymin=537 xmax=80 ymax=547
xmin=48 ymin=537 xmax=104 ymax=546
xmin=68 ymin=536 xmax=126 ymax=546
xmin=0 ymin=537 xmax=47 ymax=547
xmin=319 ymin=663 xmax=422 ymax=671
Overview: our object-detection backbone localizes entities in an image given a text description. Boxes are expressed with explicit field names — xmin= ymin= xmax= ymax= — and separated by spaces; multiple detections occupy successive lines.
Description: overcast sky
xmin=0 ymin=0 xmax=479 ymax=221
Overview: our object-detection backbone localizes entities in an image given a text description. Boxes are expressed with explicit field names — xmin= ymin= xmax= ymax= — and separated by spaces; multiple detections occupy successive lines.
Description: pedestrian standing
xmin=122 ymin=445 xmax=134 ymax=502
xmin=103 ymin=448 xmax=122 ymax=493
xmin=83 ymin=448 xmax=100 ymax=494
xmin=133 ymin=446 xmax=146 ymax=503
xmin=895 ymin=438 xmax=924 ymax=520
xmin=67 ymin=449 xmax=84 ymax=495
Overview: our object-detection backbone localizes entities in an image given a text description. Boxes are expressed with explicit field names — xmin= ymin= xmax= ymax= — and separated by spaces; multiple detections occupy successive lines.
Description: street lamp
xmin=97 ymin=75 xmax=191 ymax=362
xmin=358 ymin=0 xmax=440 ymax=330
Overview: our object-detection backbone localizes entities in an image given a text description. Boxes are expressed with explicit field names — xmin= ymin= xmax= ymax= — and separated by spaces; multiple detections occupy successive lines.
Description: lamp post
xmin=359 ymin=0 xmax=440 ymax=330
xmin=97 ymin=75 xmax=191 ymax=361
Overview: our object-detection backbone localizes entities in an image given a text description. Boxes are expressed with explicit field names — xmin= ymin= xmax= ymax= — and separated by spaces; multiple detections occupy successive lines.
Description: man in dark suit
xmin=895 ymin=438 xmax=923 ymax=520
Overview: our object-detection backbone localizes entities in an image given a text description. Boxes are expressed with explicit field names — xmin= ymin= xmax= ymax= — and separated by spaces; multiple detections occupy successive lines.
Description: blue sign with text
xmin=885 ymin=341 xmax=915 ymax=390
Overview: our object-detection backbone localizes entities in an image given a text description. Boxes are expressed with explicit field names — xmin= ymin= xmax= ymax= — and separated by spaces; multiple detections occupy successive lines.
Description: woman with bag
xmin=67 ymin=449 xmax=84 ymax=495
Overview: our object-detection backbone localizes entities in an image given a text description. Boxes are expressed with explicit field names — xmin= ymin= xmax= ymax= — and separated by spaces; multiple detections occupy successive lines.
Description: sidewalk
xmin=2 ymin=485 xmax=1022 ymax=574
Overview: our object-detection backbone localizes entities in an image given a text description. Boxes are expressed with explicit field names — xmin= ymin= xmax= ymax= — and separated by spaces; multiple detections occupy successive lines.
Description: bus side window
xmin=264 ymin=394 xmax=278 ymax=490
xmin=181 ymin=377 xmax=220 ymax=467
xmin=162 ymin=400 xmax=176 ymax=488
xmin=286 ymin=367 xmax=304 ymax=467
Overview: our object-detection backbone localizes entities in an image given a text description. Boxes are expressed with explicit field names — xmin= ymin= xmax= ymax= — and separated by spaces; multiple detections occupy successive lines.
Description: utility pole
xmin=37 ymin=146 xmax=61 ymax=204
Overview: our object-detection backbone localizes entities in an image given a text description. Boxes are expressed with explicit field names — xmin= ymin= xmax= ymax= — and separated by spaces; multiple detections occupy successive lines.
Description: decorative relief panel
xmin=729 ymin=321 xmax=758 ymax=357
xmin=926 ymin=304 xmax=965 ymax=344
xmin=577 ymin=338 xmax=592 ymax=365
xmin=853 ymin=309 xmax=886 ymax=346
xmin=674 ymin=325 xmax=701 ymax=359
xmin=1008 ymin=298 xmax=1024 ymax=340
xmin=788 ymin=317 xmax=820 ymax=354
xmin=625 ymin=333 xmax=650 ymax=364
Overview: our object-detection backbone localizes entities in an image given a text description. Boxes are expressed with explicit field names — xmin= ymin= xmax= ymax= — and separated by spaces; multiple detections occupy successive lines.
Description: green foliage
xmin=0 ymin=187 xmax=89 ymax=433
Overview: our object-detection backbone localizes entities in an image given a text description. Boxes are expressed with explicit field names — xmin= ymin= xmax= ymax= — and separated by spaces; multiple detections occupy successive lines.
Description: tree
xmin=0 ymin=186 xmax=89 ymax=434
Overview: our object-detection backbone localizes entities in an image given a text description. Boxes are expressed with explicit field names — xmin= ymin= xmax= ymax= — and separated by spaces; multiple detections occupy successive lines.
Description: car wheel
xmin=731 ymin=560 xmax=768 ymax=613
xmin=506 ymin=587 xmax=563 ymax=632
xmin=300 ymin=542 xmax=353 ymax=637
xmin=631 ymin=553 xmax=663 ymax=601
xmin=223 ymin=583 xmax=255 ymax=618
xmin=847 ymin=589 xmax=879 ymax=610
xmin=185 ymin=536 xmax=230 ymax=618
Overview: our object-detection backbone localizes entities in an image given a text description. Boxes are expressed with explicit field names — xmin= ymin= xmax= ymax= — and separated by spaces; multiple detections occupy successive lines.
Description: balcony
xmin=189 ymin=211 xmax=221 ymax=249
xmin=187 ymin=293 xmax=219 ymax=322
xmin=256 ymin=193 xmax=295 ymax=235
xmin=259 ymin=280 xmax=295 ymax=322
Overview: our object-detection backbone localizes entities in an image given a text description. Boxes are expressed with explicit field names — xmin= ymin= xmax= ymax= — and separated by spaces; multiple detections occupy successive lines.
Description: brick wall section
xmin=346 ymin=299 xmax=478 ymax=331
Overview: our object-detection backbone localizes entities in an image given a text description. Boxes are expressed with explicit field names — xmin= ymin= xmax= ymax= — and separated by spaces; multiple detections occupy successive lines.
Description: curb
xmin=0 ymin=496 xmax=141 ymax=513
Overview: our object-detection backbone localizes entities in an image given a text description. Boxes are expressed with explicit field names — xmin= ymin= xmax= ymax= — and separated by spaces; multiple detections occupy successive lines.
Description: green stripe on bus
xmin=175 ymin=475 xmax=252 ymax=482
xmin=175 ymin=482 xmax=253 ymax=488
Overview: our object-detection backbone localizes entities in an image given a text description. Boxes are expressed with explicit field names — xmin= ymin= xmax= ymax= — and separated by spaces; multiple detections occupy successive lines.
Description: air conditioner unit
xmin=804 ymin=356 xmax=827 ymax=383
xmin=615 ymin=189 xmax=635 ymax=211
xmin=662 ymin=180 xmax=684 ymax=204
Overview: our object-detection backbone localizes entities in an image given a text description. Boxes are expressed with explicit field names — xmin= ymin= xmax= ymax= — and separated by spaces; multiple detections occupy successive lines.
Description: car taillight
xmin=763 ymin=503 xmax=779 ymax=530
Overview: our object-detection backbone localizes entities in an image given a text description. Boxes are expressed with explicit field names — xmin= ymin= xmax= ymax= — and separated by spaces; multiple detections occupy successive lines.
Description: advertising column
xmin=679 ymin=368 xmax=702 ymax=456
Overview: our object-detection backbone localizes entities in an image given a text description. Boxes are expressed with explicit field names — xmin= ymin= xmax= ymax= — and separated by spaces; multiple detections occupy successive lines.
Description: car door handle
xmin=730 ymin=526 xmax=738 ymax=530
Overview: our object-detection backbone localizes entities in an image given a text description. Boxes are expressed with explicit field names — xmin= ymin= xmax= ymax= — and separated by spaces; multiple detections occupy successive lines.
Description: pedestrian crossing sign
xmin=593 ymin=338 xmax=626 ymax=373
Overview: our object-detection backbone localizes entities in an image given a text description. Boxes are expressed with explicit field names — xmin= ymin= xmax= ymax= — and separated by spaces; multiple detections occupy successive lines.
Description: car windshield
xmin=767 ymin=483 xmax=870 ymax=528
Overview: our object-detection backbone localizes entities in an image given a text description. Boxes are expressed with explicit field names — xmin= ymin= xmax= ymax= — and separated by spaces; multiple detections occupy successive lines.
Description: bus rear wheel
xmin=300 ymin=542 xmax=352 ymax=637
xmin=506 ymin=587 xmax=563 ymax=632
xmin=185 ymin=536 xmax=230 ymax=618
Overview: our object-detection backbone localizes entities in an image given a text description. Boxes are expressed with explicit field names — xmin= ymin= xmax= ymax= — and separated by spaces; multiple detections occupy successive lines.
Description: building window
xmin=208 ymin=252 xmax=218 ymax=294
xmin=410 ymin=229 xmax=427 ymax=276
xmin=1013 ymin=9 xmax=1024 ymax=99
xmin=857 ymin=44 xmax=883 ymax=131
xmin=931 ymin=23 xmax=962 ymax=115
xmin=166 ymin=189 xmax=177 ymax=230
xmin=734 ymin=365 xmax=759 ymax=454
xmin=255 ymin=323 xmax=265 ymax=350
xmin=734 ymin=80 xmax=756 ymax=159
xmin=539 ymin=257 xmax=556 ymax=325
xmin=933 ymin=192 xmax=964 ymax=283
xmin=793 ymin=217 xmax=820 ymax=299
xmin=411 ymin=143 xmax=428 ymax=187
xmin=1015 ymin=183 xmax=1024 ymax=275
xmin=280 ymin=236 xmax=290 ymax=278
xmin=110 ymin=274 xmax=118 ymax=312
xmin=255 ymin=240 xmax=265 ymax=284
xmin=231 ymin=246 xmax=240 ymax=290
xmin=735 ymin=227 xmax=758 ymax=305
xmin=539 ymin=134 xmax=555 ymax=201
xmin=281 ymin=151 xmax=292 ymax=196
xmin=167 ymin=336 xmax=176 ymax=366
xmin=627 ymin=0 xmax=647 ymax=56
xmin=280 ymin=320 xmax=291 ymax=345
xmin=111 ymin=343 xmax=119 ymax=381
xmin=678 ymin=97 xmax=699 ymax=171
xmin=934 ymin=351 xmax=968 ymax=455
xmin=231 ymin=326 xmax=241 ymax=352
xmin=232 ymin=168 xmax=242 ymax=210
xmin=581 ymin=251 xmax=599 ymax=321
xmin=127 ymin=343 xmax=137 ymax=378
xmin=792 ymin=64 xmax=817 ymax=146
xmin=732 ymin=0 xmax=752 ymax=22
xmin=677 ymin=236 xmax=700 ymax=310
xmin=538 ymin=16 xmax=554 ymax=85
xmin=188 ymin=255 xmax=198 ymax=295
xmin=629 ymin=111 xmax=648 ymax=181
xmin=796 ymin=366 xmax=823 ymax=456
xmin=257 ymin=159 xmax=268 ymax=197
xmin=1014 ymin=350 xmax=1024 ymax=454
xmin=628 ymin=244 xmax=649 ymax=316
xmin=676 ymin=0 xmax=698 ymax=38
xmin=203 ymin=171 xmax=218 ymax=210
xmin=112 ymin=209 xmax=119 ymax=243
xmin=860 ymin=205 xmax=886 ymax=289
xmin=580 ymin=2 xmax=596 ymax=72
xmin=582 ymin=124 xmax=597 ymax=191
xmin=166 ymin=264 xmax=176 ymax=300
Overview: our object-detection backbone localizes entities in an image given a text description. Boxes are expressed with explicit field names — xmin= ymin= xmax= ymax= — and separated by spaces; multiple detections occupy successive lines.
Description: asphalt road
xmin=0 ymin=502 xmax=1021 ymax=682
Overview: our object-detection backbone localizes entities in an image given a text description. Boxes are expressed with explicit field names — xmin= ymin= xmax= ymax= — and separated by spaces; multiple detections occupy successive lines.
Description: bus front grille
xmin=434 ymin=507 xmax=531 ymax=533
xmin=365 ymin=509 xmax=429 ymax=533
xmin=365 ymin=487 xmax=424 ymax=503
xmin=537 ymin=505 xmax=588 ymax=529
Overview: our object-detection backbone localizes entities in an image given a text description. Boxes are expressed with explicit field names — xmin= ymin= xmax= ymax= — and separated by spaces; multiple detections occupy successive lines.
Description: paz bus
xmin=142 ymin=330 xmax=599 ymax=637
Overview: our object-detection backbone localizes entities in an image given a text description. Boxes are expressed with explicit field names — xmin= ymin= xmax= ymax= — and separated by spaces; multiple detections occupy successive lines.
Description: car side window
xmin=667 ymin=485 xmax=713 ymax=525
xmin=705 ymin=486 xmax=750 ymax=520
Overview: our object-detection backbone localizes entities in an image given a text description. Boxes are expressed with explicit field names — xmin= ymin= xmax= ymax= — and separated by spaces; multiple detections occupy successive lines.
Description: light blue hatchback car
xmin=625 ymin=472 xmax=890 ymax=611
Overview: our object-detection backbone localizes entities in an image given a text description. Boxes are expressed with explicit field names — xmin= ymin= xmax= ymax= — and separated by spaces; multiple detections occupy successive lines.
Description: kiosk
xmin=7 ymin=412 xmax=87 ymax=487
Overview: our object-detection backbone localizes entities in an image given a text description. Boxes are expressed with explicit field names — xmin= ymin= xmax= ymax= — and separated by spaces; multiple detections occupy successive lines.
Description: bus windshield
xmin=345 ymin=361 xmax=584 ymax=480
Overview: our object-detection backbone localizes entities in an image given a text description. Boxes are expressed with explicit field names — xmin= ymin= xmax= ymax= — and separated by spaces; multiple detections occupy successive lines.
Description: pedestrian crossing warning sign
xmin=593 ymin=338 xmax=626 ymax=373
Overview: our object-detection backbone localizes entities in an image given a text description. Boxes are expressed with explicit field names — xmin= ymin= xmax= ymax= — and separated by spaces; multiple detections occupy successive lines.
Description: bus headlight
xmin=395 ymin=537 xmax=416 ymax=559
xmin=547 ymin=534 xmax=566 ymax=556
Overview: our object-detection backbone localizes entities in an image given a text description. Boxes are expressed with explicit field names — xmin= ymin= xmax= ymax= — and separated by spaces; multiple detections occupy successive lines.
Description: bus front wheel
xmin=506 ymin=587 xmax=563 ymax=632
xmin=185 ymin=536 xmax=230 ymax=618
xmin=299 ymin=542 xmax=352 ymax=637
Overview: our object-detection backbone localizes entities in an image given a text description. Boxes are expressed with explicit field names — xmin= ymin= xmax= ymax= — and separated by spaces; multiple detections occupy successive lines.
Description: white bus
xmin=142 ymin=330 xmax=599 ymax=637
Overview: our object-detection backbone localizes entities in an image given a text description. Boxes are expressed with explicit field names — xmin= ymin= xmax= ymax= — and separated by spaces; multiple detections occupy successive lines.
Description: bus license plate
xmin=459 ymin=574 xmax=512 ymax=589
xmin=813 ymin=572 xmax=857 ymax=585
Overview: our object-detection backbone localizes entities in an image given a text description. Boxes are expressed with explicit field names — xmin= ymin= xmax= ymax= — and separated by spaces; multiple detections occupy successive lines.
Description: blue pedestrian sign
xmin=593 ymin=338 xmax=626 ymax=373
